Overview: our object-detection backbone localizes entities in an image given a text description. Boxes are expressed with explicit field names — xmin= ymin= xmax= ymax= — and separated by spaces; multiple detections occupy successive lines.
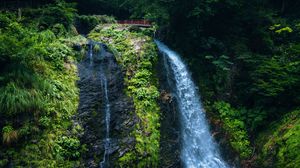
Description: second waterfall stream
xmin=155 ymin=40 xmax=229 ymax=168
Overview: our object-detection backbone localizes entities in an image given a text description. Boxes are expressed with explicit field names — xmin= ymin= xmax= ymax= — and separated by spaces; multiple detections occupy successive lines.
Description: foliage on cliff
xmin=89 ymin=25 xmax=160 ymax=167
xmin=213 ymin=102 xmax=252 ymax=159
xmin=255 ymin=110 xmax=300 ymax=168
xmin=0 ymin=2 xmax=84 ymax=167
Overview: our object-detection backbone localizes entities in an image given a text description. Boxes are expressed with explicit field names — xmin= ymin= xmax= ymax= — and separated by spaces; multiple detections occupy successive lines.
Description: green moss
xmin=89 ymin=25 xmax=160 ymax=167
xmin=93 ymin=44 xmax=101 ymax=53
xmin=256 ymin=110 xmax=300 ymax=168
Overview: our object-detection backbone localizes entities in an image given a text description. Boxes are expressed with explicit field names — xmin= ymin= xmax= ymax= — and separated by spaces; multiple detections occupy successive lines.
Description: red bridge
xmin=117 ymin=20 xmax=152 ymax=27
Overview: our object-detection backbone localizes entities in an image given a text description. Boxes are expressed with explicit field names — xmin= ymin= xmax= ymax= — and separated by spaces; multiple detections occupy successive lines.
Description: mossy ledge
xmin=88 ymin=24 xmax=160 ymax=167
xmin=255 ymin=109 xmax=300 ymax=168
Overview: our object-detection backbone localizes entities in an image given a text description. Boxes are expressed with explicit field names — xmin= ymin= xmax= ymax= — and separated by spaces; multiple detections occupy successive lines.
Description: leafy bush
xmin=45 ymin=41 xmax=73 ymax=70
xmin=238 ymin=107 xmax=266 ymax=132
xmin=55 ymin=136 xmax=81 ymax=159
xmin=205 ymin=55 xmax=233 ymax=99
xmin=39 ymin=116 xmax=51 ymax=128
xmin=213 ymin=101 xmax=252 ymax=159
xmin=39 ymin=0 xmax=76 ymax=29
xmin=0 ymin=11 xmax=17 ymax=28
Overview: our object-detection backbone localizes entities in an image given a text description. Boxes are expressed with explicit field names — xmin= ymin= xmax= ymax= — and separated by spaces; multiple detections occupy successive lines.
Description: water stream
xmin=100 ymin=71 xmax=111 ymax=168
xmin=87 ymin=41 xmax=111 ymax=168
xmin=155 ymin=40 xmax=229 ymax=168
xmin=97 ymin=44 xmax=111 ymax=168
xmin=88 ymin=41 xmax=93 ymax=66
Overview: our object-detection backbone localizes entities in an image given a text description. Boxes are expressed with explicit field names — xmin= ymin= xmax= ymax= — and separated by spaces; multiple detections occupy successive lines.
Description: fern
xmin=0 ymin=82 xmax=43 ymax=116
xmin=2 ymin=125 xmax=18 ymax=145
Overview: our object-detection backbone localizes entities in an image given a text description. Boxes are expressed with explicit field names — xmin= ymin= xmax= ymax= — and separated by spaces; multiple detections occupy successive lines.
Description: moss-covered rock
xmin=88 ymin=24 xmax=160 ymax=167
xmin=255 ymin=110 xmax=300 ymax=168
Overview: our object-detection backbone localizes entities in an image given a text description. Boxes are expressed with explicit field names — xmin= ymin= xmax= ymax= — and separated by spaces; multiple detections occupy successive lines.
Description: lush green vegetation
xmin=89 ymin=25 xmax=160 ymax=167
xmin=255 ymin=110 xmax=300 ymax=168
xmin=1 ymin=0 xmax=300 ymax=167
xmin=213 ymin=102 xmax=252 ymax=159
xmin=0 ymin=2 xmax=85 ymax=167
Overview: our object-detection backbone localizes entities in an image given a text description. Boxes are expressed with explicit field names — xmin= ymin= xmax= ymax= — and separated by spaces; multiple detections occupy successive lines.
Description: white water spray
xmin=156 ymin=40 xmax=229 ymax=168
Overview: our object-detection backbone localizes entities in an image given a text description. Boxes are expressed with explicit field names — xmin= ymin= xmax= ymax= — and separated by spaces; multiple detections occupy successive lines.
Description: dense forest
xmin=0 ymin=0 xmax=299 ymax=167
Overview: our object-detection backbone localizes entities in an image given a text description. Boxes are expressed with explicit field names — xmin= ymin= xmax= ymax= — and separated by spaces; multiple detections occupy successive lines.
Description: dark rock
xmin=156 ymin=52 xmax=182 ymax=168
xmin=73 ymin=43 xmax=82 ymax=51
xmin=76 ymin=42 xmax=136 ymax=168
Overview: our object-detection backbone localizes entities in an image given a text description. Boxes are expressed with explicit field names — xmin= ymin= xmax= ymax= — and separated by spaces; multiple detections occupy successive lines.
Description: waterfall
xmin=86 ymin=41 xmax=111 ymax=168
xmin=155 ymin=40 xmax=229 ymax=168
xmin=100 ymin=70 xmax=111 ymax=168
xmin=99 ymin=46 xmax=111 ymax=168
xmin=88 ymin=41 xmax=93 ymax=66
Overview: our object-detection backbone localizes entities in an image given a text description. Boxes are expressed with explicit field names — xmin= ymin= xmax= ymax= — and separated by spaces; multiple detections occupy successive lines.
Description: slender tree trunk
xmin=281 ymin=0 xmax=285 ymax=13
xmin=18 ymin=8 xmax=22 ymax=21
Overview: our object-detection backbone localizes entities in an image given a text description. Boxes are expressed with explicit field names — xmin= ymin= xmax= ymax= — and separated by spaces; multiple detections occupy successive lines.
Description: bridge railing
xmin=117 ymin=20 xmax=151 ymax=26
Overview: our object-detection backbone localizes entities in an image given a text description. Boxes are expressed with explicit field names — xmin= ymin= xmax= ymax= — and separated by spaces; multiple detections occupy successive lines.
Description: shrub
xmin=55 ymin=136 xmax=81 ymax=159
xmin=214 ymin=101 xmax=252 ymax=159
xmin=41 ymin=0 xmax=76 ymax=29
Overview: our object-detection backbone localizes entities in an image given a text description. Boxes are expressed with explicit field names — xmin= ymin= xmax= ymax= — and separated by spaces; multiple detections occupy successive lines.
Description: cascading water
xmin=79 ymin=39 xmax=132 ymax=167
xmin=87 ymin=41 xmax=111 ymax=167
xmin=97 ymin=44 xmax=111 ymax=168
xmin=155 ymin=40 xmax=229 ymax=168
xmin=88 ymin=41 xmax=93 ymax=66
xmin=100 ymin=71 xmax=111 ymax=168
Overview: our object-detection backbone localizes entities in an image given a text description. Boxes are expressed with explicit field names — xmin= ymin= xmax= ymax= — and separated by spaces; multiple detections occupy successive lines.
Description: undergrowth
xmin=213 ymin=101 xmax=252 ymax=160
xmin=0 ymin=5 xmax=84 ymax=167
xmin=255 ymin=109 xmax=300 ymax=168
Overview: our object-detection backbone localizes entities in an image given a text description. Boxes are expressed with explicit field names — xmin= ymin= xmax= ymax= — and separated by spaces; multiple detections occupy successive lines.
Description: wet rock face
xmin=157 ymin=55 xmax=182 ymax=168
xmin=77 ymin=43 xmax=135 ymax=168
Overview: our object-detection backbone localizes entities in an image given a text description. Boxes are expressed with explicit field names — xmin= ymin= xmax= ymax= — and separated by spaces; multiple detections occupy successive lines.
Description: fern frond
xmin=2 ymin=125 xmax=18 ymax=145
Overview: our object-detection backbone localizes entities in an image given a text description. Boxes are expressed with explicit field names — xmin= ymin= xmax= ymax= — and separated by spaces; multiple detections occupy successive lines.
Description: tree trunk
xmin=18 ymin=8 xmax=22 ymax=21
xmin=281 ymin=0 xmax=285 ymax=13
